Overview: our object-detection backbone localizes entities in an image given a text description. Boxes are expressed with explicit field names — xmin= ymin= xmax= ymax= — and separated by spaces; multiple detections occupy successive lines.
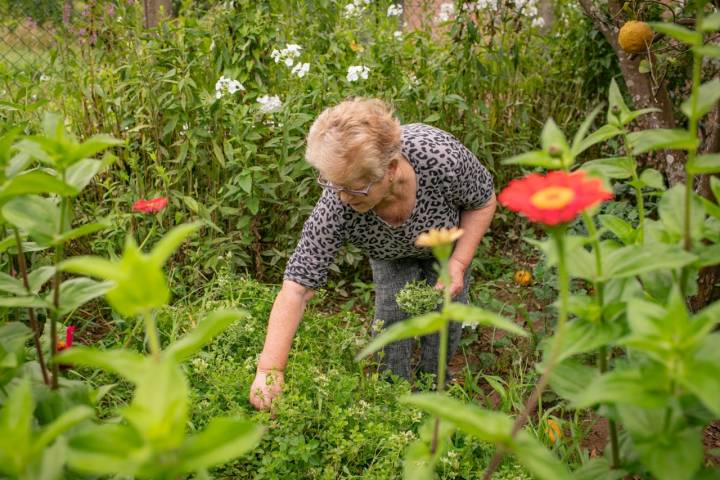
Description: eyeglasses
xmin=317 ymin=175 xmax=377 ymax=196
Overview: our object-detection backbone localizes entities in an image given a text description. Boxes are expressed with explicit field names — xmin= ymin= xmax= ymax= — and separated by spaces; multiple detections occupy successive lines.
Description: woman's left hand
xmin=435 ymin=257 xmax=466 ymax=299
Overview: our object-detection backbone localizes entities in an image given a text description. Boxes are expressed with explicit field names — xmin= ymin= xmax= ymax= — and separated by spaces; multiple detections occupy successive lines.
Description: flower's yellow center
xmin=530 ymin=186 xmax=575 ymax=210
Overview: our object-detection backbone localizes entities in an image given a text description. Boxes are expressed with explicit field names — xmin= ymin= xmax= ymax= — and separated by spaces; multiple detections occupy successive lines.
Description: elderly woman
xmin=249 ymin=98 xmax=496 ymax=410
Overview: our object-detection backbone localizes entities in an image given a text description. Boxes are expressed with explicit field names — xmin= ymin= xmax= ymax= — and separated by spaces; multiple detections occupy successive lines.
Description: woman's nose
xmin=338 ymin=191 xmax=353 ymax=204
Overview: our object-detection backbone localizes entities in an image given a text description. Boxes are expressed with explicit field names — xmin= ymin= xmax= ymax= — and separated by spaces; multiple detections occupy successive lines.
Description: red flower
xmin=498 ymin=171 xmax=612 ymax=226
xmin=57 ymin=325 xmax=75 ymax=352
xmin=132 ymin=197 xmax=168 ymax=214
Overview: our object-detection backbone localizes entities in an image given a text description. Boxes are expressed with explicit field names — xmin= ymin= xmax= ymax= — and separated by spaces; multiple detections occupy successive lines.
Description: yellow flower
xmin=618 ymin=21 xmax=653 ymax=54
xmin=514 ymin=270 xmax=532 ymax=286
xmin=415 ymin=227 xmax=464 ymax=248
xmin=547 ymin=418 xmax=562 ymax=444
xmin=350 ymin=41 xmax=364 ymax=53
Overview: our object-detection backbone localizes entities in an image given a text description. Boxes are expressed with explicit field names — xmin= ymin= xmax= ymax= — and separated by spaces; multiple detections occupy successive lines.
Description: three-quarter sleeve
xmin=283 ymin=190 xmax=345 ymax=290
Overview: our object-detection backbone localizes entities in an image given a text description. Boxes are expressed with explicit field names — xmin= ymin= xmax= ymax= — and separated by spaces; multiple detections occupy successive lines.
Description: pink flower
xmin=132 ymin=197 xmax=168 ymax=214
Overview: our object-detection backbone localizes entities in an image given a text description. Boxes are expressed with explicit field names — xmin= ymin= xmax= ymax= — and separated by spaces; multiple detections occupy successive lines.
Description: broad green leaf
xmin=444 ymin=303 xmax=526 ymax=336
xmin=659 ymin=185 xmax=705 ymax=240
xmin=693 ymin=45 xmax=720 ymax=58
xmin=34 ymin=437 xmax=67 ymax=480
xmin=0 ymin=296 xmax=48 ymax=308
xmin=47 ymin=278 xmax=114 ymax=316
xmin=695 ymin=244 xmax=720 ymax=268
xmin=59 ymin=257 xmax=119 ymax=281
xmin=638 ymin=168 xmax=665 ymax=190
xmin=2 ymin=195 xmax=60 ymax=245
xmin=548 ymin=359 xmax=598 ymax=402
xmin=570 ymin=103 xmax=603 ymax=155
xmin=28 ymin=266 xmax=56 ymax=294
xmin=0 ymin=171 xmax=78 ymax=198
xmin=546 ymin=319 xmax=624 ymax=364
xmin=572 ymin=124 xmax=623 ymax=157
xmin=400 ymin=393 xmax=513 ymax=443
xmin=712 ymin=177 xmax=720 ymax=203
xmin=32 ymin=406 xmax=94 ymax=453
xmin=572 ymin=368 xmax=671 ymax=409
xmin=699 ymin=12 xmax=720 ymax=32
xmin=52 ymin=222 xmax=108 ymax=246
xmin=540 ymin=118 xmax=571 ymax=167
xmin=40 ymin=112 xmax=65 ymax=141
xmin=0 ymin=322 xmax=32 ymax=353
xmin=0 ymin=128 xmax=20 ymax=167
xmin=621 ymin=107 xmax=661 ymax=126
xmin=65 ymin=134 xmax=123 ymax=167
xmin=356 ymin=312 xmax=445 ymax=360
xmin=502 ymin=150 xmax=562 ymax=169
xmin=173 ymin=417 xmax=264 ymax=473
xmin=573 ymin=458 xmax=628 ymax=480
xmin=165 ymin=310 xmax=248 ymax=362
xmin=601 ymin=244 xmax=697 ymax=281
xmin=649 ymin=22 xmax=702 ymax=46
xmin=681 ymin=79 xmax=720 ymax=119
xmin=0 ymin=379 xmax=33 ymax=475
xmin=513 ymin=431 xmax=573 ymax=480
xmin=607 ymin=79 xmax=629 ymax=126
xmin=687 ymin=154 xmax=720 ymax=174
xmin=149 ymin=222 xmax=201 ymax=266
xmin=67 ymin=424 xmax=145 ymax=476
xmin=678 ymin=359 xmax=720 ymax=417
xmin=403 ymin=420 xmax=455 ymax=480
xmin=56 ymin=347 xmax=146 ymax=383
xmin=627 ymin=129 xmax=698 ymax=154
xmin=599 ymin=214 xmax=636 ymax=244
xmin=0 ymin=272 xmax=28 ymax=296
xmin=64 ymin=159 xmax=104 ymax=193
xmin=580 ymin=157 xmax=635 ymax=180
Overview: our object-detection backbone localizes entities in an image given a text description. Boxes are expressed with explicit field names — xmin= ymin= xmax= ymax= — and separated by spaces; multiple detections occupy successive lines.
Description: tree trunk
xmin=143 ymin=0 xmax=173 ymax=28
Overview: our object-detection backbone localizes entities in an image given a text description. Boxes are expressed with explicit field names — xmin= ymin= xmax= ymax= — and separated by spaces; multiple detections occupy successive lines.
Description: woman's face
xmin=324 ymin=161 xmax=396 ymax=213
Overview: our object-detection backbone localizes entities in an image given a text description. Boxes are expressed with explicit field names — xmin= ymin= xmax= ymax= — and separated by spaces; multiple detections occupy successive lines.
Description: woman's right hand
xmin=249 ymin=368 xmax=284 ymax=411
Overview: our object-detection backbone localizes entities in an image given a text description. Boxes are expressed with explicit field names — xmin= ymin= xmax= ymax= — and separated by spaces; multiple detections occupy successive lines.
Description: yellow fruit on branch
xmin=618 ymin=20 xmax=654 ymax=54
xmin=514 ymin=270 xmax=532 ymax=286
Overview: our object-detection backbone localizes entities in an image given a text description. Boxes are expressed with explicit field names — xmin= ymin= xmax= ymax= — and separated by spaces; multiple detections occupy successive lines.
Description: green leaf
xmin=693 ymin=45 xmax=720 ymax=58
xmin=572 ymin=124 xmax=623 ymax=157
xmin=56 ymin=347 xmax=146 ymax=383
xmin=540 ymin=118 xmax=571 ymax=167
xmin=66 ymin=134 xmax=123 ymax=167
xmin=712 ymin=177 xmax=720 ymax=203
xmin=501 ymin=150 xmax=562 ymax=169
xmin=0 ymin=296 xmax=48 ymax=308
xmin=0 ymin=171 xmax=78 ymax=198
xmin=53 ymin=222 xmax=108 ymax=246
xmin=67 ymin=424 xmax=144 ymax=476
xmin=403 ymin=420 xmax=455 ymax=480
xmin=638 ymin=59 xmax=651 ymax=74
xmin=0 ymin=379 xmax=33 ymax=475
xmin=0 ymin=322 xmax=32 ymax=354
xmin=28 ymin=266 xmax=56 ymax=294
xmin=687 ymin=153 xmax=720 ymax=174
xmin=32 ymin=406 xmax=94 ymax=453
xmin=423 ymin=112 xmax=440 ymax=123
xmin=601 ymin=244 xmax=697 ymax=281
xmin=649 ymin=22 xmax=702 ymax=46
xmin=356 ymin=312 xmax=445 ymax=360
xmin=165 ymin=310 xmax=247 ymax=362
xmin=47 ymin=278 xmax=114 ymax=316
xmin=173 ymin=417 xmax=264 ymax=473
xmin=400 ymin=393 xmax=513 ymax=443
xmin=64 ymin=159 xmax=104 ymax=193
xmin=599 ymin=214 xmax=636 ymax=244
xmin=699 ymin=12 xmax=720 ymax=32
xmin=0 ymin=272 xmax=28 ymax=296
xmin=638 ymin=168 xmax=665 ymax=190
xmin=149 ymin=222 xmax=202 ymax=266
xmin=59 ymin=256 xmax=119 ymax=281
xmin=2 ymin=195 xmax=60 ymax=245
xmin=444 ymin=303 xmax=527 ymax=336
xmin=572 ymin=368 xmax=671 ymax=409
xmin=546 ymin=319 xmax=624 ymax=364
xmin=513 ymin=431 xmax=573 ymax=480
xmin=573 ymin=458 xmax=628 ymax=480
xmin=682 ymin=79 xmax=720 ymax=119
xmin=211 ymin=140 xmax=225 ymax=168
xmin=627 ymin=129 xmax=698 ymax=154
xmin=548 ymin=359 xmax=598 ymax=402
xmin=659 ymin=185 xmax=705 ymax=240
xmin=622 ymin=107 xmax=661 ymax=126
xmin=695 ymin=244 xmax=720 ymax=268
xmin=607 ymin=79 xmax=629 ymax=126
xmin=580 ymin=157 xmax=636 ymax=179
xmin=678 ymin=358 xmax=720 ymax=417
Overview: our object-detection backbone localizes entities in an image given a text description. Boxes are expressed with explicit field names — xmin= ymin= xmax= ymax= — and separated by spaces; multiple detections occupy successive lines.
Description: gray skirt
xmin=370 ymin=257 xmax=471 ymax=381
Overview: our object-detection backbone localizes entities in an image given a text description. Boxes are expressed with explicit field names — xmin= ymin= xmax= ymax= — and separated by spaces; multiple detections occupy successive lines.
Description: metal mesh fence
xmin=0 ymin=0 xmax=67 ymax=80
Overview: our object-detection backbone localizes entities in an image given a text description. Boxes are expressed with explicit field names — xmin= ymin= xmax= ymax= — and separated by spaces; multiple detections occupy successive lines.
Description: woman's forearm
xmin=257 ymin=280 xmax=314 ymax=372
xmin=452 ymin=193 xmax=497 ymax=269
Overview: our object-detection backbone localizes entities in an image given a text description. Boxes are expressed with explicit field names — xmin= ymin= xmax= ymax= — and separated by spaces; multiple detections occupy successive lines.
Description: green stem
xmin=50 ymin=195 xmax=69 ymax=390
xmin=143 ymin=310 xmax=161 ymax=359
xmin=431 ymin=259 xmax=452 ymax=454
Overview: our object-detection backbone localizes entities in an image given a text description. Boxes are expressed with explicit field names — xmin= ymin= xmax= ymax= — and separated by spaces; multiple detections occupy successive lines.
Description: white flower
xmin=531 ymin=16 xmax=545 ymax=28
xmin=291 ymin=62 xmax=310 ymax=78
xmin=436 ymin=3 xmax=455 ymax=22
xmin=475 ymin=0 xmax=499 ymax=10
xmin=257 ymin=94 xmax=282 ymax=113
xmin=215 ymin=75 xmax=245 ymax=99
xmin=284 ymin=57 xmax=294 ymax=67
xmin=344 ymin=3 xmax=359 ymax=16
xmin=394 ymin=30 xmax=402 ymax=40
xmin=284 ymin=44 xmax=302 ymax=57
xmin=271 ymin=49 xmax=282 ymax=63
xmin=210 ymin=40 xmax=215 ymax=50
xmin=39 ymin=73 xmax=49 ymax=81
xmin=346 ymin=65 xmax=370 ymax=82
xmin=272 ymin=43 xmax=303 ymax=68
xmin=387 ymin=4 xmax=403 ymax=16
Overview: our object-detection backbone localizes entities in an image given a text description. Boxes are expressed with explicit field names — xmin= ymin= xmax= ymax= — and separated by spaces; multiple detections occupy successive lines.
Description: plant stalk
xmin=143 ymin=309 xmax=161 ymax=359
xmin=431 ymin=258 xmax=452 ymax=454
xmin=50 ymin=195 xmax=69 ymax=389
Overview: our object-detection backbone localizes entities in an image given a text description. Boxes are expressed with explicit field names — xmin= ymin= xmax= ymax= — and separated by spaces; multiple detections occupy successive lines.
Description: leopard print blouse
xmin=283 ymin=123 xmax=494 ymax=289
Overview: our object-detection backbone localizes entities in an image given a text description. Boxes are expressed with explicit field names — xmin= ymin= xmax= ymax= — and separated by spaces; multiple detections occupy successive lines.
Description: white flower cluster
xmin=387 ymin=4 xmax=403 ymax=16
xmin=271 ymin=43 xmax=302 ymax=67
xmin=291 ymin=62 xmax=310 ymax=78
xmin=463 ymin=0 xmax=499 ymax=11
xmin=346 ymin=65 xmax=370 ymax=82
xmin=344 ymin=0 xmax=372 ymax=17
xmin=436 ymin=2 xmax=455 ymax=22
xmin=394 ymin=30 xmax=403 ymax=40
xmin=257 ymin=94 xmax=283 ymax=113
xmin=514 ymin=0 xmax=545 ymax=27
xmin=215 ymin=75 xmax=245 ymax=99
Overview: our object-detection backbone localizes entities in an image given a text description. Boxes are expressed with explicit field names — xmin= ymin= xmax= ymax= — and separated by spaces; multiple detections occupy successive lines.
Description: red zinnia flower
xmin=57 ymin=325 xmax=75 ymax=352
xmin=498 ymin=171 xmax=612 ymax=226
xmin=132 ymin=197 xmax=168 ymax=214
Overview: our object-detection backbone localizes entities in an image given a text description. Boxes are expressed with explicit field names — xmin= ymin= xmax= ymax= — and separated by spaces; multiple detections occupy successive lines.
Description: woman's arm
xmin=249 ymin=280 xmax=314 ymax=410
xmin=439 ymin=193 xmax=497 ymax=297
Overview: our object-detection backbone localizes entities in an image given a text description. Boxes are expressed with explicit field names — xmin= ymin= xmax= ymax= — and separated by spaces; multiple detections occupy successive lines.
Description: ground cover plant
xmin=0 ymin=0 xmax=720 ymax=479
